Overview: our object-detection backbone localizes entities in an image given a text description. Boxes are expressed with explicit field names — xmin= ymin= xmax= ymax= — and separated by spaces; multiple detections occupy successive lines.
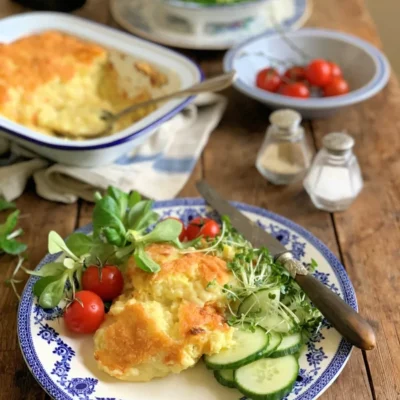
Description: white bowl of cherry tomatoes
xmin=223 ymin=28 xmax=390 ymax=119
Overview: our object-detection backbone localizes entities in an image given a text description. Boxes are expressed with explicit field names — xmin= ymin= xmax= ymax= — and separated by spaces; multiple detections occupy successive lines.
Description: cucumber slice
xmin=262 ymin=331 xmax=282 ymax=357
xmin=259 ymin=313 xmax=296 ymax=334
xmin=214 ymin=369 xmax=236 ymax=388
xmin=238 ymin=289 xmax=280 ymax=316
xmin=235 ymin=355 xmax=299 ymax=400
xmin=204 ymin=325 xmax=269 ymax=370
xmin=238 ymin=289 xmax=295 ymax=334
xmin=269 ymin=332 xmax=303 ymax=358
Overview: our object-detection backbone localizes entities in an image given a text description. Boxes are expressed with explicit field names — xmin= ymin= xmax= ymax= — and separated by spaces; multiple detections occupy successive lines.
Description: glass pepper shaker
xmin=256 ymin=109 xmax=312 ymax=185
xmin=303 ymin=132 xmax=363 ymax=212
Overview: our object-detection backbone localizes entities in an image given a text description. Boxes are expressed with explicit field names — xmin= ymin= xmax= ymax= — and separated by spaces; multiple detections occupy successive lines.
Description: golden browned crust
xmin=94 ymin=302 xmax=179 ymax=373
xmin=0 ymin=31 xmax=165 ymax=138
xmin=0 ymin=31 xmax=106 ymax=105
xmin=94 ymin=244 xmax=235 ymax=380
xmin=178 ymin=302 xmax=229 ymax=337
xmin=94 ymin=300 xmax=229 ymax=375
xmin=128 ymin=243 xmax=231 ymax=286
xmin=134 ymin=61 xmax=168 ymax=87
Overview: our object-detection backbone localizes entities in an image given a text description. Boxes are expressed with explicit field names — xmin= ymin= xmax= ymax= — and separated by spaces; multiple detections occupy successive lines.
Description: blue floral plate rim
xmin=17 ymin=198 xmax=356 ymax=400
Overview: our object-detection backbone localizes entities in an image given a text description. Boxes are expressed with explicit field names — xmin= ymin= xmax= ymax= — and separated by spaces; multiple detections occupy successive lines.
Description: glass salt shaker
xmin=303 ymin=132 xmax=363 ymax=212
xmin=256 ymin=109 xmax=312 ymax=185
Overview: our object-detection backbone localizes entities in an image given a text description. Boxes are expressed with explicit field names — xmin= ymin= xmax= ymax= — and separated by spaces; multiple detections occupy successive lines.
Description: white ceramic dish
xmin=18 ymin=199 xmax=356 ymax=400
xmin=0 ymin=12 xmax=202 ymax=167
xmin=110 ymin=0 xmax=310 ymax=51
xmin=223 ymin=29 xmax=390 ymax=119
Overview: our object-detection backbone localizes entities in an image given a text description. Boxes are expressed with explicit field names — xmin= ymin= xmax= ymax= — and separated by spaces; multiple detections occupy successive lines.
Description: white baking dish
xmin=0 ymin=12 xmax=202 ymax=167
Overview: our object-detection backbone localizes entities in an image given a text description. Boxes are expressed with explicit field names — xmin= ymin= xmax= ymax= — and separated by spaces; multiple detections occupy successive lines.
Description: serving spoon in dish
xmin=54 ymin=71 xmax=236 ymax=139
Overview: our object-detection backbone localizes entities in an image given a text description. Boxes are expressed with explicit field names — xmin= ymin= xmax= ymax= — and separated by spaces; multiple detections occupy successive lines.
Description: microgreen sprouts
xmin=191 ymin=216 xmax=322 ymax=337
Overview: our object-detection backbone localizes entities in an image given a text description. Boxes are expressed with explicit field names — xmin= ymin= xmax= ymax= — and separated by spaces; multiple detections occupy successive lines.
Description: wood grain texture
xmin=0 ymin=3 xmax=98 ymax=400
xmin=74 ymin=0 xmax=111 ymax=23
xmin=0 ymin=190 xmax=78 ymax=400
xmin=0 ymin=1 xmax=24 ymax=18
xmin=200 ymin=58 xmax=372 ymax=399
xmin=310 ymin=0 xmax=400 ymax=399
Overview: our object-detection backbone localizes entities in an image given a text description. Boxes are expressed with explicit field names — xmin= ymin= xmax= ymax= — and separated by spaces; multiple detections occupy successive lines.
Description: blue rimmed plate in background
xmin=18 ymin=199 xmax=356 ymax=400
xmin=110 ymin=0 xmax=311 ymax=50
xmin=223 ymin=28 xmax=390 ymax=118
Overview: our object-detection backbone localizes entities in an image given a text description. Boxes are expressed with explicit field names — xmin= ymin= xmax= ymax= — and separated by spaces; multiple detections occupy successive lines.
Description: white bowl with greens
xmin=160 ymin=0 xmax=271 ymax=38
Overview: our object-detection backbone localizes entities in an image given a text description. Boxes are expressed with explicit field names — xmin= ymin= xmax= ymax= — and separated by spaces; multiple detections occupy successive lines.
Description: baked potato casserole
xmin=0 ymin=31 xmax=168 ymax=139
xmin=94 ymin=243 xmax=235 ymax=382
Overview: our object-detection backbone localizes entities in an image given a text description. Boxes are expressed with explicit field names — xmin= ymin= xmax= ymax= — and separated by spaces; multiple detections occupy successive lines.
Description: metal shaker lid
xmin=269 ymin=109 xmax=302 ymax=135
xmin=323 ymin=132 xmax=355 ymax=154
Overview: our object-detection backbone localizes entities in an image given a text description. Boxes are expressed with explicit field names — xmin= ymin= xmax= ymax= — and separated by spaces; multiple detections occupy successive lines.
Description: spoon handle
xmin=295 ymin=273 xmax=376 ymax=350
xmin=114 ymin=71 xmax=236 ymax=120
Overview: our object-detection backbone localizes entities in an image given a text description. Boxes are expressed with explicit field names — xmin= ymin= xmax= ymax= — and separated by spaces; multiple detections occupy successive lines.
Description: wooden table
xmin=0 ymin=0 xmax=399 ymax=399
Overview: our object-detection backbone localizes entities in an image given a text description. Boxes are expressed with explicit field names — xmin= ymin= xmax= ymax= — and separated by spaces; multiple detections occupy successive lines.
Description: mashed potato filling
xmin=0 ymin=31 xmax=166 ymax=138
xmin=94 ymin=244 xmax=235 ymax=381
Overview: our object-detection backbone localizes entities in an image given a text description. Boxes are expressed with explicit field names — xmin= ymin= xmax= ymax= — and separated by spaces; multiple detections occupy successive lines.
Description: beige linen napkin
xmin=0 ymin=94 xmax=227 ymax=203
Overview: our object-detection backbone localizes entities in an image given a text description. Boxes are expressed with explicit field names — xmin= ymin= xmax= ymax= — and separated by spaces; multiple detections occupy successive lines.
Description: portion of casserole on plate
xmin=94 ymin=243 xmax=235 ymax=381
xmin=0 ymin=31 xmax=168 ymax=139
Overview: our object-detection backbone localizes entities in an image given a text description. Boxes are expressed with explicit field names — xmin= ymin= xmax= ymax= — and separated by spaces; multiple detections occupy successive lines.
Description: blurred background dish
xmin=223 ymin=28 xmax=390 ymax=118
xmin=11 ymin=0 xmax=86 ymax=11
xmin=110 ymin=0 xmax=310 ymax=50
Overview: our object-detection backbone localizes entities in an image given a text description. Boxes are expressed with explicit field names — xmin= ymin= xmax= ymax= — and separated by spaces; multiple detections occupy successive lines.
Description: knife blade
xmin=196 ymin=180 xmax=376 ymax=351
xmin=196 ymin=181 xmax=287 ymax=256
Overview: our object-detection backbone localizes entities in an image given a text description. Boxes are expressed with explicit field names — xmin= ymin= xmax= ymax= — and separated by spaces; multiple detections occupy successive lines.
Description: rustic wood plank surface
xmin=0 ymin=0 xmax=398 ymax=399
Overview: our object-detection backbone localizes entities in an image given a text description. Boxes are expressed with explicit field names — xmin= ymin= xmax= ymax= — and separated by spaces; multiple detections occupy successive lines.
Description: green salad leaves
xmin=3 ymin=183 xmax=322 ymax=346
xmin=0 ymin=209 xmax=27 ymax=256
xmin=0 ymin=198 xmax=16 ymax=212
xmin=0 ymin=200 xmax=28 ymax=299
xmin=30 ymin=187 xmax=185 ymax=308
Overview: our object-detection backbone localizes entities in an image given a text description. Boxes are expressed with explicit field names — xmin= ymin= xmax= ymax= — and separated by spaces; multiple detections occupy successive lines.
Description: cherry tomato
xmin=323 ymin=77 xmax=350 ymax=97
xmin=284 ymin=66 xmax=307 ymax=82
xmin=200 ymin=219 xmax=221 ymax=238
xmin=256 ymin=68 xmax=282 ymax=93
xmin=185 ymin=217 xmax=208 ymax=241
xmin=305 ymin=59 xmax=332 ymax=87
xmin=280 ymin=82 xmax=310 ymax=99
xmin=64 ymin=291 xmax=105 ymax=334
xmin=185 ymin=217 xmax=221 ymax=240
xmin=82 ymin=265 xmax=124 ymax=301
xmin=329 ymin=62 xmax=343 ymax=79
xmin=164 ymin=217 xmax=186 ymax=241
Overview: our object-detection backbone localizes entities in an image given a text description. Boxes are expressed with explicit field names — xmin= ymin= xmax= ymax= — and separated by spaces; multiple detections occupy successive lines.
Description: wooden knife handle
xmin=295 ymin=273 xmax=376 ymax=350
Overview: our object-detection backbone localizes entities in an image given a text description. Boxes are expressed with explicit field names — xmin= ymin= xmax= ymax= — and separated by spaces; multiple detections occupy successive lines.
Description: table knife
xmin=196 ymin=181 xmax=376 ymax=351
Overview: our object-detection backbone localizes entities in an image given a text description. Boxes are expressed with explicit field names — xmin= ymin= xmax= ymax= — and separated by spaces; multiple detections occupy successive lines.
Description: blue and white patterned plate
xmin=18 ymin=199 xmax=356 ymax=400
xmin=110 ymin=0 xmax=311 ymax=50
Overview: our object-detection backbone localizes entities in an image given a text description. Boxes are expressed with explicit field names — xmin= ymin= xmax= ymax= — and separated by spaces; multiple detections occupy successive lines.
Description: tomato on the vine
xmin=279 ymin=82 xmax=310 ymax=99
xmin=82 ymin=265 xmax=124 ymax=301
xmin=284 ymin=66 xmax=307 ymax=82
xmin=256 ymin=68 xmax=282 ymax=93
xmin=305 ymin=59 xmax=332 ymax=87
xmin=164 ymin=217 xmax=186 ymax=241
xmin=185 ymin=217 xmax=221 ymax=241
xmin=64 ymin=291 xmax=105 ymax=334
xmin=323 ymin=77 xmax=350 ymax=97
